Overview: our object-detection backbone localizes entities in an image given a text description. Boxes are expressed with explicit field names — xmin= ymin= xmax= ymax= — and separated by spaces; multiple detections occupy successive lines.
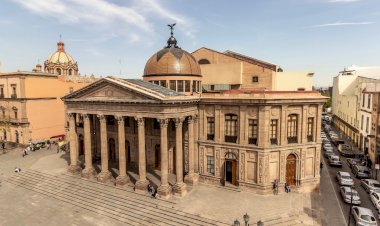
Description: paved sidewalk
xmin=320 ymin=157 xmax=346 ymax=226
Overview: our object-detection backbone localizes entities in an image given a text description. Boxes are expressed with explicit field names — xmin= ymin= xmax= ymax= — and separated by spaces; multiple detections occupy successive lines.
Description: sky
xmin=0 ymin=0 xmax=379 ymax=87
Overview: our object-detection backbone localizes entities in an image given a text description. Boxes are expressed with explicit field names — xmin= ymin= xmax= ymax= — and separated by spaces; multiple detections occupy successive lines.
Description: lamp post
xmin=232 ymin=213 xmax=264 ymax=226
xmin=347 ymin=185 xmax=354 ymax=226
xmin=243 ymin=212 xmax=250 ymax=226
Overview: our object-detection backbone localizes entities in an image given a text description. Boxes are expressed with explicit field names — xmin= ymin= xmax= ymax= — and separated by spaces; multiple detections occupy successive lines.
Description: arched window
xmin=68 ymin=69 xmax=73 ymax=75
xmin=56 ymin=68 xmax=62 ymax=75
xmin=287 ymin=114 xmax=298 ymax=143
xmin=198 ymin=59 xmax=210 ymax=64
xmin=225 ymin=114 xmax=238 ymax=143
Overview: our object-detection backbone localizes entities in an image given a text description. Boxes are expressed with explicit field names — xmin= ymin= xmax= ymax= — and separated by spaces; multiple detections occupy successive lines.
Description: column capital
xmin=174 ymin=117 xmax=185 ymax=127
xmin=158 ymin=118 xmax=169 ymax=128
xmin=115 ymin=116 xmax=124 ymax=124
xmin=187 ymin=115 xmax=196 ymax=124
xmin=82 ymin=114 xmax=90 ymax=120
xmin=67 ymin=113 xmax=75 ymax=119
xmin=97 ymin=114 xmax=106 ymax=122
xmin=135 ymin=117 xmax=145 ymax=127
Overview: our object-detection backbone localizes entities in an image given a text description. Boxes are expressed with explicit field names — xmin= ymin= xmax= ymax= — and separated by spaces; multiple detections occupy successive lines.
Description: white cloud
xmin=329 ymin=0 xmax=360 ymax=2
xmin=10 ymin=0 xmax=194 ymax=42
xmin=312 ymin=22 xmax=374 ymax=27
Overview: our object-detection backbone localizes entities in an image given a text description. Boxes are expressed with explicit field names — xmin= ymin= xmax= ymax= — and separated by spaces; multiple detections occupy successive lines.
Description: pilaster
xmin=81 ymin=114 xmax=96 ymax=179
xmin=97 ymin=114 xmax=112 ymax=183
xmin=134 ymin=117 xmax=149 ymax=193
xmin=157 ymin=118 xmax=172 ymax=198
xmin=68 ymin=113 xmax=80 ymax=174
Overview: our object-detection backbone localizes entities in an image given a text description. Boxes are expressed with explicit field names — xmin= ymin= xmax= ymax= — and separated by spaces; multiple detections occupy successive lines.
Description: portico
xmin=63 ymin=77 xmax=199 ymax=198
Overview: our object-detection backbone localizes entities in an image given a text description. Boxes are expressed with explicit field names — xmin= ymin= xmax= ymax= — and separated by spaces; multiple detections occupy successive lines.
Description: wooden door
xmin=232 ymin=160 xmax=237 ymax=185
xmin=286 ymin=154 xmax=297 ymax=185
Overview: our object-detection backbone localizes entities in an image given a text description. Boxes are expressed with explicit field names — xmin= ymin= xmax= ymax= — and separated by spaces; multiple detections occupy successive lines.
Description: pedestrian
xmin=273 ymin=179 xmax=279 ymax=195
xmin=284 ymin=183 xmax=291 ymax=193
xmin=2 ymin=142 xmax=5 ymax=150
xmin=147 ymin=184 xmax=152 ymax=194
xmin=22 ymin=148 xmax=28 ymax=157
xmin=320 ymin=162 xmax=323 ymax=170
xmin=57 ymin=145 xmax=60 ymax=153
xmin=150 ymin=186 xmax=157 ymax=198
xmin=14 ymin=167 xmax=21 ymax=173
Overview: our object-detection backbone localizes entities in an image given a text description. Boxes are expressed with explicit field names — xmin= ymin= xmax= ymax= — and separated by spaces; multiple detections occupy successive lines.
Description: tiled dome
xmin=47 ymin=41 xmax=75 ymax=64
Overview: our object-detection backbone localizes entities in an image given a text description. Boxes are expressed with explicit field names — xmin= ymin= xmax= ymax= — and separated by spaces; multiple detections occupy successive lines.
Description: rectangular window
xmin=0 ymin=86 xmax=3 ymax=98
xmin=185 ymin=80 xmax=190 ymax=92
xmin=307 ymin=117 xmax=314 ymax=142
xmin=197 ymin=81 xmax=201 ymax=92
xmin=368 ymin=94 xmax=371 ymax=108
xmin=366 ymin=117 xmax=369 ymax=133
xmin=192 ymin=80 xmax=197 ymax=92
xmin=177 ymin=80 xmax=184 ymax=92
xmin=11 ymin=85 xmax=17 ymax=98
xmin=363 ymin=94 xmax=365 ymax=107
xmin=170 ymin=80 xmax=176 ymax=91
xmin=252 ymin=76 xmax=259 ymax=83
xmin=225 ymin=114 xmax=238 ymax=143
xmin=361 ymin=115 xmax=364 ymax=130
xmin=153 ymin=80 xmax=159 ymax=85
xmin=207 ymin=156 xmax=215 ymax=175
xmin=270 ymin=119 xmax=278 ymax=145
xmin=14 ymin=111 xmax=17 ymax=120
xmin=287 ymin=114 xmax=298 ymax=143
xmin=160 ymin=80 xmax=166 ymax=87
xmin=248 ymin=119 xmax=258 ymax=145
xmin=207 ymin=117 xmax=215 ymax=140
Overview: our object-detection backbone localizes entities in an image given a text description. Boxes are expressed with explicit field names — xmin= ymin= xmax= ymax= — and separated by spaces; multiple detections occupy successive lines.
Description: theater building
xmin=62 ymin=31 xmax=326 ymax=197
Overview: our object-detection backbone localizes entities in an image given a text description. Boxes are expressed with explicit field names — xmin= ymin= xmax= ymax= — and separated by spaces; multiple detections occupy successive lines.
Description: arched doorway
xmin=155 ymin=144 xmax=160 ymax=170
xmin=225 ymin=152 xmax=237 ymax=186
xmin=286 ymin=154 xmax=297 ymax=186
xmin=108 ymin=138 xmax=116 ymax=162
xmin=78 ymin=135 xmax=84 ymax=156
xmin=125 ymin=140 xmax=131 ymax=164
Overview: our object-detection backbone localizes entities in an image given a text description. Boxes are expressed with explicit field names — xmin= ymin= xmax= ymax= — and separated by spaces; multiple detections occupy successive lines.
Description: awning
xmin=50 ymin=134 xmax=65 ymax=139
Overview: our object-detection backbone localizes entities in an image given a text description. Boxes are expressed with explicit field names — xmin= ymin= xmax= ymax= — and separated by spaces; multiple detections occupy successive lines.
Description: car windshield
xmin=331 ymin=157 xmax=339 ymax=161
xmin=360 ymin=215 xmax=375 ymax=222
xmin=342 ymin=175 xmax=351 ymax=179
xmin=360 ymin=170 xmax=370 ymax=174
xmin=346 ymin=190 xmax=358 ymax=196
xmin=371 ymin=183 xmax=380 ymax=188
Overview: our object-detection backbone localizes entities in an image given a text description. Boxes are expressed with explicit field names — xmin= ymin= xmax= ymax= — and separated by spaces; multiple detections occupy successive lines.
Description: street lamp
xmin=243 ymin=213 xmax=250 ymax=226
xmin=347 ymin=185 xmax=355 ymax=226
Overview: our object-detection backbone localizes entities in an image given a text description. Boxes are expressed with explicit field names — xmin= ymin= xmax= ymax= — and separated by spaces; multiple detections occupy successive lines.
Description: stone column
xmin=81 ymin=114 xmax=95 ymax=178
xmin=157 ymin=118 xmax=171 ymax=198
xmin=115 ymin=116 xmax=129 ymax=186
xmin=173 ymin=118 xmax=186 ymax=196
xmin=68 ymin=113 xmax=81 ymax=174
xmin=194 ymin=115 xmax=199 ymax=173
xmin=185 ymin=116 xmax=198 ymax=185
xmin=96 ymin=115 xmax=112 ymax=183
xmin=134 ymin=117 xmax=149 ymax=192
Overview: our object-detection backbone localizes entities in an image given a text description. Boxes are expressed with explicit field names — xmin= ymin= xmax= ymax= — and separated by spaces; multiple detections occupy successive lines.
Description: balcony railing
xmin=248 ymin=137 xmax=257 ymax=145
xmin=270 ymin=138 xmax=278 ymax=145
xmin=10 ymin=94 xmax=17 ymax=99
xmin=287 ymin=136 xmax=298 ymax=144
xmin=307 ymin=135 xmax=313 ymax=142
xmin=0 ymin=94 xmax=4 ymax=98
xmin=225 ymin=135 xmax=237 ymax=143
xmin=207 ymin=134 xmax=214 ymax=141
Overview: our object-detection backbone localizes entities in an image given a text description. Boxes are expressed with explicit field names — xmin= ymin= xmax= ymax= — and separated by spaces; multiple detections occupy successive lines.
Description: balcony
xmin=225 ymin=135 xmax=237 ymax=143
xmin=248 ymin=137 xmax=257 ymax=145
xmin=207 ymin=134 xmax=214 ymax=141
xmin=271 ymin=138 xmax=278 ymax=145
xmin=0 ymin=94 xmax=4 ymax=98
xmin=10 ymin=94 xmax=17 ymax=99
xmin=307 ymin=135 xmax=313 ymax=142
xmin=287 ymin=136 xmax=298 ymax=144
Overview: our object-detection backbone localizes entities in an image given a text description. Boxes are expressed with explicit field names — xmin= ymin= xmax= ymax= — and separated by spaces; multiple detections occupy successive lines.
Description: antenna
xmin=119 ymin=59 xmax=122 ymax=75
xmin=59 ymin=34 xmax=62 ymax=41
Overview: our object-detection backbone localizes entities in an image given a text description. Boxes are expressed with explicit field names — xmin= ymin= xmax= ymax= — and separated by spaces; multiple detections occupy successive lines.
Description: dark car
xmin=332 ymin=139 xmax=345 ymax=146
xmin=347 ymin=158 xmax=359 ymax=169
xmin=340 ymin=149 xmax=355 ymax=158
xmin=352 ymin=165 xmax=371 ymax=179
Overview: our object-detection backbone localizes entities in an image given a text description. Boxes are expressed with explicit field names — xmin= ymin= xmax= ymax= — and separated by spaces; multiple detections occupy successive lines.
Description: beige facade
xmin=63 ymin=77 xmax=326 ymax=196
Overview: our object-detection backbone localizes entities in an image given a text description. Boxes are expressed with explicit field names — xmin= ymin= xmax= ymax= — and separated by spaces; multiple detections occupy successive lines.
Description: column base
xmin=81 ymin=167 xmax=96 ymax=179
xmin=172 ymin=182 xmax=187 ymax=197
xmin=157 ymin=184 xmax=172 ymax=199
xmin=115 ymin=175 xmax=130 ymax=187
xmin=184 ymin=173 xmax=199 ymax=185
xmin=97 ymin=170 xmax=112 ymax=183
xmin=134 ymin=179 xmax=149 ymax=194
xmin=68 ymin=165 xmax=81 ymax=174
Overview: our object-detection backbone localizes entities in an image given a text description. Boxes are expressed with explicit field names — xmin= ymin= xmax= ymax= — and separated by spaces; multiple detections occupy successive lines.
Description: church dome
xmin=143 ymin=32 xmax=201 ymax=77
xmin=47 ymin=41 xmax=75 ymax=64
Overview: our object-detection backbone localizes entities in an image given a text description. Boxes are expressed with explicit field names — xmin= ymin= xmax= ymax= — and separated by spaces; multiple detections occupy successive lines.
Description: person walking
xmin=320 ymin=162 xmax=323 ymax=172
xmin=273 ymin=179 xmax=279 ymax=195
xmin=284 ymin=183 xmax=291 ymax=193
xmin=22 ymin=148 xmax=28 ymax=157
xmin=14 ymin=167 xmax=21 ymax=173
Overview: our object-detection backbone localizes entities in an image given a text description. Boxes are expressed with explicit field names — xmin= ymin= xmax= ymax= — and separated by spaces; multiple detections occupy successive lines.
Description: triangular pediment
xmin=62 ymin=78 xmax=163 ymax=101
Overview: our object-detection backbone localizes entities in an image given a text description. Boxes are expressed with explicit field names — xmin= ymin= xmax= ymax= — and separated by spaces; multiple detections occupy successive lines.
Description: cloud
xmin=311 ymin=22 xmax=374 ymax=27
xmin=329 ymin=0 xmax=361 ymax=2
xmin=10 ymin=0 xmax=194 ymax=42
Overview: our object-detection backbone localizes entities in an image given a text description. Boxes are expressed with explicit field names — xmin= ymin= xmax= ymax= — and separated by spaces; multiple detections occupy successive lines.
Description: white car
xmin=370 ymin=192 xmax=380 ymax=210
xmin=362 ymin=179 xmax=380 ymax=193
xmin=351 ymin=206 xmax=377 ymax=226
xmin=323 ymin=143 xmax=332 ymax=149
xmin=340 ymin=186 xmax=360 ymax=204
xmin=336 ymin=171 xmax=354 ymax=186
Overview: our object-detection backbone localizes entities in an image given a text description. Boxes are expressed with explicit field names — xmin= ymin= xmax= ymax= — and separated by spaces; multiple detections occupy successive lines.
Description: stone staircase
xmin=6 ymin=170 xmax=228 ymax=226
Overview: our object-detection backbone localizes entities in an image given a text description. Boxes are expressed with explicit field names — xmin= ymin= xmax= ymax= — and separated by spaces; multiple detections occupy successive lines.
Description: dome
xmin=47 ymin=41 xmax=75 ymax=64
xmin=144 ymin=48 xmax=201 ymax=77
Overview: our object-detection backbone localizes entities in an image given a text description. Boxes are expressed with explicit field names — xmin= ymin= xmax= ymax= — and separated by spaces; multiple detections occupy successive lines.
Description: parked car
xmin=323 ymin=139 xmax=331 ymax=145
xmin=352 ymin=165 xmax=371 ymax=179
xmin=332 ymin=139 xmax=345 ymax=146
xmin=347 ymin=158 xmax=359 ymax=168
xmin=362 ymin=179 xmax=380 ymax=193
xmin=336 ymin=171 xmax=354 ymax=186
xmin=370 ymin=192 xmax=380 ymax=210
xmin=340 ymin=149 xmax=355 ymax=158
xmin=329 ymin=155 xmax=343 ymax=167
xmin=351 ymin=206 xmax=377 ymax=226
xmin=324 ymin=149 xmax=335 ymax=158
xmin=323 ymin=142 xmax=332 ymax=149
xmin=340 ymin=186 xmax=361 ymax=205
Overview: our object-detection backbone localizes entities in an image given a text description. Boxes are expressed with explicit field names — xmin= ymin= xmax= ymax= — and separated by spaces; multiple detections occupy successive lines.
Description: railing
xmin=207 ymin=134 xmax=214 ymax=141
xmin=225 ymin=135 xmax=237 ymax=143
xmin=287 ymin=137 xmax=298 ymax=144
xmin=248 ymin=138 xmax=257 ymax=145
xmin=0 ymin=94 xmax=4 ymax=98
xmin=270 ymin=138 xmax=278 ymax=145
xmin=307 ymin=135 xmax=313 ymax=142
xmin=10 ymin=94 xmax=17 ymax=99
